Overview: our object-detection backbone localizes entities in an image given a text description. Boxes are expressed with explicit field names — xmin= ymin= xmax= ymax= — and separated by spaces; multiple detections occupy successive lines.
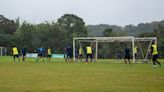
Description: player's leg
xmin=79 ymin=55 xmax=83 ymax=62
xmin=135 ymin=53 xmax=137 ymax=63
xmin=42 ymin=55 xmax=45 ymax=62
xmin=47 ymin=55 xmax=51 ymax=62
xmin=128 ymin=55 xmax=131 ymax=64
xmin=22 ymin=54 xmax=26 ymax=62
xmin=49 ymin=55 xmax=51 ymax=62
xmin=154 ymin=54 xmax=161 ymax=67
xmin=36 ymin=54 xmax=41 ymax=62
xmin=66 ymin=54 xmax=69 ymax=62
xmin=67 ymin=54 xmax=70 ymax=62
xmin=86 ymin=54 xmax=89 ymax=63
xmin=13 ymin=55 xmax=16 ymax=62
xmin=124 ymin=55 xmax=127 ymax=64
xmin=22 ymin=55 xmax=24 ymax=62
xmin=152 ymin=55 xmax=157 ymax=67
xmin=90 ymin=54 xmax=93 ymax=63
xmin=17 ymin=55 xmax=20 ymax=62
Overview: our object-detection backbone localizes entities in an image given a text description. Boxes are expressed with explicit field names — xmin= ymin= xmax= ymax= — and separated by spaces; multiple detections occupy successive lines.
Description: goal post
xmin=73 ymin=36 xmax=157 ymax=63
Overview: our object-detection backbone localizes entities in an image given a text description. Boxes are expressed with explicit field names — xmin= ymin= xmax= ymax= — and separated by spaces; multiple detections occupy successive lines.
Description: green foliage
xmin=0 ymin=15 xmax=17 ymax=34
xmin=103 ymin=28 xmax=115 ymax=37
xmin=57 ymin=14 xmax=88 ymax=38
xmin=155 ymin=25 xmax=164 ymax=58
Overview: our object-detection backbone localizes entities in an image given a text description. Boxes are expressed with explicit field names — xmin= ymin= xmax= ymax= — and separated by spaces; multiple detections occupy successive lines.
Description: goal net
xmin=73 ymin=36 xmax=157 ymax=63
xmin=0 ymin=47 xmax=7 ymax=56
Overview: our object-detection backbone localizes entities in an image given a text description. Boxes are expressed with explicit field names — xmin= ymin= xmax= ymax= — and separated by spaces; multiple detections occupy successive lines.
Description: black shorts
xmin=47 ymin=55 xmax=51 ymax=58
xmin=22 ymin=53 xmax=26 ymax=56
xmin=153 ymin=54 xmax=158 ymax=60
xmin=79 ymin=54 xmax=83 ymax=57
xmin=124 ymin=54 xmax=130 ymax=59
xmin=13 ymin=55 xmax=19 ymax=58
xmin=38 ymin=53 xmax=43 ymax=57
xmin=67 ymin=53 xmax=72 ymax=58
xmin=87 ymin=54 xmax=92 ymax=59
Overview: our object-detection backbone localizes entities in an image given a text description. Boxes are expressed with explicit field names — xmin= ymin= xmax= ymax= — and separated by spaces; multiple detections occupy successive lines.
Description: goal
xmin=73 ymin=36 xmax=157 ymax=62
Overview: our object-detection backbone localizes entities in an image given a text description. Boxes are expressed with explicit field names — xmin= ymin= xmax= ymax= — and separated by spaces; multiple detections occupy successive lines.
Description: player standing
xmin=124 ymin=46 xmax=131 ymax=64
xmin=86 ymin=45 xmax=93 ymax=64
xmin=78 ymin=47 xmax=83 ymax=62
xmin=134 ymin=46 xmax=138 ymax=63
xmin=12 ymin=46 xmax=20 ymax=62
xmin=47 ymin=47 xmax=52 ymax=62
xmin=22 ymin=46 xmax=26 ymax=62
xmin=66 ymin=46 xmax=73 ymax=62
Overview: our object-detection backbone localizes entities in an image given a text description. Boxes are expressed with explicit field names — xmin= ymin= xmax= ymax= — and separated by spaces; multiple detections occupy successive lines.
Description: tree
xmin=13 ymin=21 xmax=35 ymax=52
xmin=57 ymin=14 xmax=88 ymax=38
xmin=103 ymin=28 xmax=115 ymax=37
xmin=0 ymin=15 xmax=17 ymax=34
xmin=155 ymin=24 xmax=164 ymax=58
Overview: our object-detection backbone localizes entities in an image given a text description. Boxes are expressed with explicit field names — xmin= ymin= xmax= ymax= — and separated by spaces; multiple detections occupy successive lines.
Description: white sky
xmin=0 ymin=0 xmax=164 ymax=26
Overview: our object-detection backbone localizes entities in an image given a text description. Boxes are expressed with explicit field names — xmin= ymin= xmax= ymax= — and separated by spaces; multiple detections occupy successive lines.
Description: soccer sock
xmin=153 ymin=60 xmax=156 ymax=65
xmin=36 ymin=58 xmax=39 ymax=62
xmin=156 ymin=60 xmax=161 ymax=66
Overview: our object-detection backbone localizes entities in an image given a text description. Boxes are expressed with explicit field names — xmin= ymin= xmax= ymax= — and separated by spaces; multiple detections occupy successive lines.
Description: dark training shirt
xmin=125 ymin=47 xmax=130 ymax=55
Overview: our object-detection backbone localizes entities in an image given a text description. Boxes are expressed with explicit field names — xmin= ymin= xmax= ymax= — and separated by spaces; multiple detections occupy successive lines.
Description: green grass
xmin=0 ymin=56 xmax=164 ymax=92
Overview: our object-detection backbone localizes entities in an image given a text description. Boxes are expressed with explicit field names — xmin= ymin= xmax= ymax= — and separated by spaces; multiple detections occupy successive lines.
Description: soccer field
xmin=0 ymin=56 xmax=164 ymax=92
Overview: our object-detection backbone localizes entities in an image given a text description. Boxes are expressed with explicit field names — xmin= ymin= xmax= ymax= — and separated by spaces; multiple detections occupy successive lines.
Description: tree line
xmin=0 ymin=14 xmax=164 ymax=58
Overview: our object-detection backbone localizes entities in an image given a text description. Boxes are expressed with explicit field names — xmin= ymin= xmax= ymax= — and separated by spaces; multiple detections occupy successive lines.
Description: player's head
xmin=124 ymin=44 xmax=128 ymax=47
xmin=13 ymin=45 xmax=16 ymax=47
xmin=152 ymin=40 xmax=155 ymax=45
xmin=24 ymin=45 xmax=27 ymax=48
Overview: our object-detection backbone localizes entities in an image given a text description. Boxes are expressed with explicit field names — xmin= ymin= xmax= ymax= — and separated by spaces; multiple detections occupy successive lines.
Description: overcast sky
xmin=0 ymin=0 xmax=164 ymax=26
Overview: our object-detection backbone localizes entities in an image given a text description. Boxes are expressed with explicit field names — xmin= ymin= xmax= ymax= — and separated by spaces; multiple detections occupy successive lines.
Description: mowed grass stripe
xmin=0 ymin=56 xmax=164 ymax=92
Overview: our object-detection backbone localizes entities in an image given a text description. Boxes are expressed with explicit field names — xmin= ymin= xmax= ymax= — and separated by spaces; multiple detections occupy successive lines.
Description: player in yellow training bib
xmin=47 ymin=47 xmax=52 ymax=62
xmin=86 ymin=45 xmax=93 ymax=63
xmin=12 ymin=46 xmax=20 ymax=62
xmin=150 ymin=41 xmax=161 ymax=67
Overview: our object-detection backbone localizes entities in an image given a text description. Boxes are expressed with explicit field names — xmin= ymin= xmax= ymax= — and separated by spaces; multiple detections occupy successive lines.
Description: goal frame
xmin=73 ymin=36 xmax=157 ymax=62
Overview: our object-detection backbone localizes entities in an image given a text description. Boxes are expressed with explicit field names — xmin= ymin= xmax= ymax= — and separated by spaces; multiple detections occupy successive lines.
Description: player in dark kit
xmin=36 ymin=47 xmax=45 ymax=62
xmin=66 ymin=46 xmax=73 ymax=62
xmin=22 ymin=46 xmax=26 ymax=62
xmin=124 ymin=46 xmax=131 ymax=64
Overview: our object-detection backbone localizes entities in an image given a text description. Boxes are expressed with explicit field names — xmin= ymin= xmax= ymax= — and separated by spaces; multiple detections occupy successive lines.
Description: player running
xmin=150 ymin=41 xmax=161 ymax=67
xmin=36 ymin=47 xmax=45 ymax=62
